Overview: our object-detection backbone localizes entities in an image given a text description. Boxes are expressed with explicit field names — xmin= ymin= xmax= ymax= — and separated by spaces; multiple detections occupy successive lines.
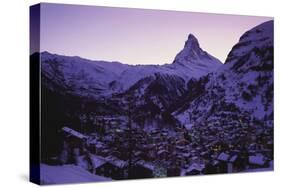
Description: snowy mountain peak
xmin=39 ymin=33 xmax=224 ymax=97
xmin=171 ymin=34 xmax=222 ymax=76
xmin=184 ymin=34 xmax=200 ymax=50
xmin=173 ymin=33 xmax=221 ymax=64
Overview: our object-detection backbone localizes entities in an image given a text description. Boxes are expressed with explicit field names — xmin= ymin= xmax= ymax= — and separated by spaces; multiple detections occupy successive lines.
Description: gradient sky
xmin=39 ymin=3 xmax=272 ymax=65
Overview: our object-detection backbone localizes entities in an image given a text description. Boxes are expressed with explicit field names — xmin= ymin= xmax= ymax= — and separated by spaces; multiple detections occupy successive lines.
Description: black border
xmin=30 ymin=4 xmax=41 ymax=185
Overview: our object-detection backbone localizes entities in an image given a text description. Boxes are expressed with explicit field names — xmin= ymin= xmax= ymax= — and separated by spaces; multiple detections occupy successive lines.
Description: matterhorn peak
xmin=171 ymin=33 xmax=222 ymax=75
xmin=184 ymin=34 xmax=200 ymax=50
xmin=173 ymin=33 xmax=203 ymax=63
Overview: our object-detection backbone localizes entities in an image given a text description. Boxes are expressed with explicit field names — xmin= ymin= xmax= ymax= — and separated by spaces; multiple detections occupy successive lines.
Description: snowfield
xmin=40 ymin=164 xmax=110 ymax=184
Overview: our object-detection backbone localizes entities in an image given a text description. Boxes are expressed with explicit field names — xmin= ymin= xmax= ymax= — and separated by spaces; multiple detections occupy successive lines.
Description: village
xmin=57 ymin=113 xmax=273 ymax=180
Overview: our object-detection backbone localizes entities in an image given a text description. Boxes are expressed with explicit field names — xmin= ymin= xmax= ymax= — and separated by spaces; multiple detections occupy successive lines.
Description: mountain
xmin=39 ymin=21 xmax=273 ymax=131
xmin=167 ymin=34 xmax=222 ymax=78
xmin=173 ymin=20 xmax=273 ymax=129
xmin=40 ymin=164 xmax=110 ymax=184
xmin=110 ymin=34 xmax=222 ymax=93
xmin=40 ymin=34 xmax=222 ymax=98
xmin=115 ymin=73 xmax=187 ymax=128
xmin=40 ymin=51 xmax=130 ymax=97
xmin=39 ymin=21 xmax=273 ymax=170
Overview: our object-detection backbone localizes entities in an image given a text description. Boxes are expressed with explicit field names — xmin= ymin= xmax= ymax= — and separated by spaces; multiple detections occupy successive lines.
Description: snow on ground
xmin=40 ymin=163 xmax=110 ymax=185
xmin=244 ymin=166 xmax=273 ymax=172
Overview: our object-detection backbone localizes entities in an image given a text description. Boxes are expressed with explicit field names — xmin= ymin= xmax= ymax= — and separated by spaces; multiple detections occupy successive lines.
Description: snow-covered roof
xmin=212 ymin=160 xmax=219 ymax=166
xmin=90 ymin=154 xmax=107 ymax=168
xmin=62 ymin=126 xmax=88 ymax=140
xmin=229 ymin=155 xmax=238 ymax=162
xmin=182 ymin=153 xmax=191 ymax=158
xmin=95 ymin=141 xmax=105 ymax=148
xmin=134 ymin=151 xmax=142 ymax=156
xmin=136 ymin=160 xmax=155 ymax=171
xmin=217 ymin=152 xmax=230 ymax=161
xmin=105 ymin=156 xmax=127 ymax=168
xmin=249 ymin=155 xmax=266 ymax=166
xmin=183 ymin=123 xmax=194 ymax=130
xmin=183 ymin=162 xmax=205 ymax=174
xmin=157 ymin=149 xmax=168 ymax=155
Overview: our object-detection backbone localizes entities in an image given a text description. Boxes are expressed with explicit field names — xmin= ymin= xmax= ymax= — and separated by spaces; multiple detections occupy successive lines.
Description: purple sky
xmin=39 ymin=3 xmax=272 ymax=65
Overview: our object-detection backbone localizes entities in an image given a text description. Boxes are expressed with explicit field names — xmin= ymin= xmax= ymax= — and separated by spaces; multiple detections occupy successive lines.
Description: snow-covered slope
xmin=41 ymin=51 xmax=130 ymax=97
xmin=40 ymin=34 xmax=222 ymax=98
xmin=223 ymin=20 xmax=273 ymax=70
xmin=115 ymin=34 xmax=222 ymax=90
xmin=40 ymin=164 xmax=110 ymax=184
xmin=118 ymin=73 xmax=187 ymax=126
xmin=167 ymin=34 xmax=222 ymax=78
xmin=173 ymin=20 xmax=273 ymax=126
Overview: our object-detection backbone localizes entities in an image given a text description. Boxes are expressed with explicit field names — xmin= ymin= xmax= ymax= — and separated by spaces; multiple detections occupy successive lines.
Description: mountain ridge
xmin=173 ymin=20 xmax=273 ymax=125
xmin=39 ymin=33 xmax=222 ymax=97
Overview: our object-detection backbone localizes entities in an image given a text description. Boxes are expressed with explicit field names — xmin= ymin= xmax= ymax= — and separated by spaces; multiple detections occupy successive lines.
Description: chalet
xmin=60 ymin=126 xmax=88 ymax=164
xmin=89 ymin=141 xmax=106 ymax=156
xmin=130 ymin=164 xmax=153 ymax=179
xmin=217 ymin=152 xmax=231 ymax=173
xmin=86 ymin=139 xmax=97 ymax=154
xmin=96 ymin=157 xmax=128 ymax=180
xmin=62 ymin=126 xmax=88 ymax=142
xmin=94 ymin=115 xmax=126 ymax=125
xmin=93 ymin=115 xmax=127 ymax=134
xmin=182 ymin=162 xmax=205 ymax=176
xmin=204 ymin=160 xmax=220 ymax=174
xmin=217 ymin=152 xmax=243 ymax=173
xmin=176 ymin=156 xmax=187 ymax=167
xmin=90 ymin=154 xmax=107 ymax=169
xmin=176 ymin=139 xmax=188 ymax=146
xmin=248 ymin=154 xmax=267 ymax=168
xmin=182 ymin=153 xmax=191 ymax=161
xmin=130 ymin=160 xmax=155 ymax=179
xmin=157 ymin=149 xmax=168 ymax=160
xmin=140 ymin=144 xmax=157 ymax=161
xmin=183 ymin=123 xmax=194 ymax=131
xmin=146 ymin=150 xmax=157 ymax=161
xmin=133 ymin=151 xmax=142 ymax=158
xmin=76 ymin=153 xmax=98 ymax=174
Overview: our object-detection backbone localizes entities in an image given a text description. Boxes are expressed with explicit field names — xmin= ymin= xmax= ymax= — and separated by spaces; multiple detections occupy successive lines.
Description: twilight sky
xmin=39 ymin=3 xmax=272 ymax=65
